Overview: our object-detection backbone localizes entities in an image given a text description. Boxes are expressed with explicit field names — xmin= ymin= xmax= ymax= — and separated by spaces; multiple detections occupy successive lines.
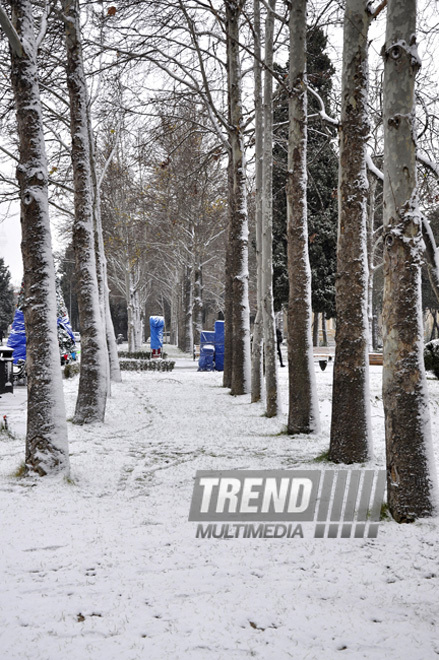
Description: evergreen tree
xmin=0 ymin=258 xmax=15 ymax=336
xmin=273 ymin=27 xmax=337 ymax=317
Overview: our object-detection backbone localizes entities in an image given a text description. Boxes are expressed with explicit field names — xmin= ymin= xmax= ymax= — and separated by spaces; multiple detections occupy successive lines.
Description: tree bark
xmin=287 ymin=0 xmax=320 ymax=434
xmin=9 ymin=0 xmax=70 ymax=475
xmin=225 ymin=0 xmax=251 ymax=395
xmin=367 ymin=173 xmax=378 ymax=352
xmin=193 ymin=264 xmax=203 ymax=344
xmin=88 ymin=128 xmax=121 ymax=383
xmin=382 ymin=0 xmax=437 ymax=522
xmin=251 ymin=0 xmax=263 ymax=404
xmin=329 ymin=0 xmax=371 ymax=462
xmin=183 ymin=264 xmax=194 ymax=353
xmin=261 ymin=0 xmax=279 ymax=416
xmin=313 ymin=312 xmax=319 ymax=347
xmin=62 ymin=0 xmax=108 ymax=423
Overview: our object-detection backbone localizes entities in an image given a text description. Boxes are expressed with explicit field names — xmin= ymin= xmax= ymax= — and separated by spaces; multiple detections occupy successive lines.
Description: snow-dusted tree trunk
xmin=261 ymin=0 xmax=278 ymax=417
xmin=329 ymin=0 xmax=371 ymax=462
xmin=225 ymin=0 xmax=251 ymax=395
xmin=223 ymin=161 xmax=233 ymax=388
xmin=8 ymin=0 xmax=69 ymax=474
xmin=193 ymin=264 xmax=203 ymax=344
xmin=251 ymin=0 xmax=263 ymax=404
xmin=62 ymin=0 xmax=108 ymax=423
xmin=382 ymin=0 xmax=437 ymax=522
xmin=170 ymin=286 xmax=179 ymax=345
xmin=88 ymin=133 xmax=121 ymax=382
xmin=286 ymin=0 xmax=320 ymax=434
xmin=367 ymin=173 xmax=378 ymax=352
xmin=127 ymin=266 xmax=142 ymax=353
xmin=183 ymin=265 xmax=194 ymax=354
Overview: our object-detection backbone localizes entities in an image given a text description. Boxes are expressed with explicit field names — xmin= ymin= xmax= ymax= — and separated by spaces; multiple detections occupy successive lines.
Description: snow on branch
xmin=417 ymin=152 xmax=439 ymax=179
xmin=306 ymin=84 xmax=339 ymax=127
xmin=0 ymin=6 xmax=24 ymax=57
xmin=366 ymin=151 xmax=383 ymax=180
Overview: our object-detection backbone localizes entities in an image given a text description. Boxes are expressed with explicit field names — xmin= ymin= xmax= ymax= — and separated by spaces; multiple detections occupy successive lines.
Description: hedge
xmin=118 ymin=350 xmax=168 ymax=360
xmin=119 ymin=359 xmax=175 ymax=372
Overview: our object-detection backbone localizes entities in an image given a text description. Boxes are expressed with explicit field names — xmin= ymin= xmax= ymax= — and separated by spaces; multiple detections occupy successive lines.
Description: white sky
xmin=0 ymin=199 xmax=22 ymax=288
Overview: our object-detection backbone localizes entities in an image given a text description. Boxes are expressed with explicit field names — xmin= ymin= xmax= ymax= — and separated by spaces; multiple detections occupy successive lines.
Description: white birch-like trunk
xmin=88 ymin=129 xmax=121 ymax=382
xmin=9 ymin=0 xmax=69 ymax=475
xmin=193 ymin=263 xmax=203 ymax=344
xmin=62 ymin=0 xmax=108 ymax=424
xmin=183 ymin=265 xmax=194 ymax=354
xmin=261 ymin=0 xmax=279 ymax=417
xmin=225 ymin=0 xmax=251 ymax=395
xmin=329 ymin=0 xmax=371 ymax=461
xmin=367 ymin=173 xmax=377 ymax=352
xmin=251 ymin=0 xmax=264 ymax=404
xmin=382 ymin=0 xmax=437 ymax=521
xmin=286 ymin=0 xmax=320 ymax=434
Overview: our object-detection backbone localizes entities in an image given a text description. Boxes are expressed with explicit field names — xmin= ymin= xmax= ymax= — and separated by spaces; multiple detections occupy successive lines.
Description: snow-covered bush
xmin=424 ymin=339 xmax=439 ymax=379
xmin=118 ymin=350 xmax=168 ymax=360
xmin=119 ymin=359 xmax=175 ymax=372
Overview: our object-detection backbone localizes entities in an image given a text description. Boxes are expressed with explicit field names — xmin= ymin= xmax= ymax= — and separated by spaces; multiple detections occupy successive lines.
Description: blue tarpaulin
xmin=7 ymin=309 xmax=26 ymax=363
xmin=150 ymin=316 xmax=165 ymax=350
xmin=214 ymin=320 xmax=224 ymax=371
xmin=197 ymin=320 xmax=225 ymax=372
xmin=198 ymin=344 xmax=215 ymax=371
xmin=7 ymin=308 xmax=76 ymax=364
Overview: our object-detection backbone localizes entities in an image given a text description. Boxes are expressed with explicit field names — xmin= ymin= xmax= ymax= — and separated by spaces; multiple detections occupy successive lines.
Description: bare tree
xmin=329 ymin=0 xmax=373 ymax=462
xmin=261 ymin=0 xmax=279 ymax=416
xmin=382 ymin=0 xmax=437 ymax=521
xmin=4 ymin=0 xmax=69 ymax=474
xmin=286 ymin=0 xmax=320 ymax=434
xmin=250 ymin=0 xmax=263 ymax=403
xmin=225 ymin=0 xmax=251 ymax=395
xmin=62 ymin=0 xmax=108 ymax=423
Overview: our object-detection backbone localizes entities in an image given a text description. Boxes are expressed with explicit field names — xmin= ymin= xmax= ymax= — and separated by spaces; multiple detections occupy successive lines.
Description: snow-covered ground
xmin=1 ymin=348 xmax=438 ymax=660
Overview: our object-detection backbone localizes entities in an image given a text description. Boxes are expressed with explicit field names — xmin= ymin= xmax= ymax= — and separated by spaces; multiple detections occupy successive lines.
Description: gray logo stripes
xmin=189 ymin=470 xmax=386 ymax=538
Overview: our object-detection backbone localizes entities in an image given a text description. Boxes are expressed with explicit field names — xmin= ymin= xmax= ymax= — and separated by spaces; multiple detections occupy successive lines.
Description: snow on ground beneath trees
xmin=1 ymin=347 xmax=439 ymax=660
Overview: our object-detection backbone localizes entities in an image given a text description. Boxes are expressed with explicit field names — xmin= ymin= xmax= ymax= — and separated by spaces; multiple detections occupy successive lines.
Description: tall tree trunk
xmin=183 ymin=264 xmax=193 ymax=353
xmin=262 ymin=0 xmax=279 ymax=416
xmin=321 ymin=312 xmax=327 ymax=346
xmin=62 ymin=0 xmax=108 ymax=423
xmin=382 ymin=0 xmax=436 ymax=522
xmin=329 ymin=0 xmax=371 ymax=462
xmin=223 ymin=159 xmax=233 ymax=387
xmin=9 ymin=0 xmax=69 ymax=475
xmin=367 ymin=173 xmax=378 ymax=352
xmin=251 ymin=0 xmax=263 ymax=404
xmin=287 ymin=0 xmax=320 ymax=434
xmin=313 ymin=312 xmax=319 ymax=347
xmin=193 ymin=263 xmax=203 ymax=344
xmin=225 ymin=0 xmax=251 ymax=395
xmin=170 ymin=286 xmax=178 ymax=345
xmin=88 ymin=129 xmax=121 ymax=382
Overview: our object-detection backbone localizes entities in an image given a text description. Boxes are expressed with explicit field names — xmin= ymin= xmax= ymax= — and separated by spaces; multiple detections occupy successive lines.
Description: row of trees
xmin=1 ymin=0 xmax=439 ymax=522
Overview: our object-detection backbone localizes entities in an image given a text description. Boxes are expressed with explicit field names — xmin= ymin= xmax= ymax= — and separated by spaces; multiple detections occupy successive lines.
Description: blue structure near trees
xmin=150 ymin=315 xmax=165 ymax=357
xmin=198 ymin=320 xmax=225 ymax=372
xmin=6 ymin=309 xmax=26 ymax=363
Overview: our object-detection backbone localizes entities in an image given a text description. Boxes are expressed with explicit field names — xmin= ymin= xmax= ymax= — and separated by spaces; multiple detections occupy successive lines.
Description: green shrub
xmin=424 ymin=339 xmax=439 ymax=379
xmin=119 ymin=359 xmax=175 ymax=372
xmin=118 ymin=351 xmax=168 ymax=360
xmin=63 ymin=362 xmax=80 ymax=379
